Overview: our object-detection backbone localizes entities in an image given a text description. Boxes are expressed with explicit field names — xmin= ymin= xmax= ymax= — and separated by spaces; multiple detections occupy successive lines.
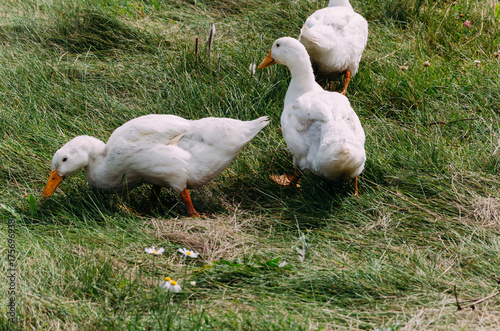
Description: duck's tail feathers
xmin=317 ymin=144 xmax=365 ymax=180
xmin=249 ymin=116 xmax=269 ymax=130
xmin=247 ymin=116 xmax=270 ymax=137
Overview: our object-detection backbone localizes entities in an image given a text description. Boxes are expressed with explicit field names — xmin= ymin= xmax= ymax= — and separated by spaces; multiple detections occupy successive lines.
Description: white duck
xmin=258 ymin=37 xmax=365 ymax=194
xmin=42 ymin=114 xmax=269 ymax=216
xmin=298 ymin=0 xmax=368 ymax=95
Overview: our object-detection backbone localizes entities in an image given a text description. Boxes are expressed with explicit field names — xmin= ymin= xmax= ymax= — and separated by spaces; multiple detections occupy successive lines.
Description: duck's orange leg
xmin=353 ymin=177 xmax=359 ymax=197
xmin=341 ymin=69 xmax=352 ymax=95
xmin=179 ymin=188 xmax=201 ymax=217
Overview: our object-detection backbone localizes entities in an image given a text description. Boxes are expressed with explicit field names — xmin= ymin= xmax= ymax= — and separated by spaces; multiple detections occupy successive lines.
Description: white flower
xmin=278 ymin=261 xmax=288 ymax=268
xmin=474 ymin=60 xmax=481 ymax=66
xmin=178 ymin=248 xmax=199 ymax=258
xmin=249 ymin=63 xmax=256 ymax=76
xmin=166 ymin=280 xmax=182 ymax=293
xmin=145 ymin=246 xmax=164 ymax=255
xmin=160 ymin=277 xmax=182 ymax=292
xmin=190 ymin=281 xmax=197 ymax=286
xmin=160 ymin=276 xmax=172 ymax=289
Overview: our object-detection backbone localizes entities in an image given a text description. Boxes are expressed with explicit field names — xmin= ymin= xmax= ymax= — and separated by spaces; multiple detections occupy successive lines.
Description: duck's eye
xmin=62 ymin=157 xmax=67 ymax=162
xmin=276 ymin=43 xmax=280 ymax=48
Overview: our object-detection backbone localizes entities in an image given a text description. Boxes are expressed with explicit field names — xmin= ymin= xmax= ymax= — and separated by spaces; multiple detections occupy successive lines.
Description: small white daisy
xmin=145 ymin=246 xmax=164 ymax=255
xmin=166 ymin=280 xmax=182 ymax=293
xmin=190 ymin=281 xmax=197 ymax=286
xmin=160 ymin=277 xmax=172 ymax=289
xmin=178 ymin=248 xmax=199 ymax=258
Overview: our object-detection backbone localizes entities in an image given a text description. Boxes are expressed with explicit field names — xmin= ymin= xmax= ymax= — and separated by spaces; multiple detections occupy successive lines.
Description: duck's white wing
xmin=106 ymin=114 xmax=190 ymax=147
xmin=322 ymin=93 xmax=366 ymax=146
xmin=102 ymin=115 xmax=192 ymax=193
xmin=283 ymin=92 xmax=363 ymax=147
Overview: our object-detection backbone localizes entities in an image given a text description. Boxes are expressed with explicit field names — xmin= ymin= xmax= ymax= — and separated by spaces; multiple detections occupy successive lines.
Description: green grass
xmin=1 ymin=0 xmax=500 ymax=329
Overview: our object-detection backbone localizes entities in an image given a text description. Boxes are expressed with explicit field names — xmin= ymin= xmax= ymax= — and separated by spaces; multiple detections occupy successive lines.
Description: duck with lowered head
xmin=42 ymin=114 xmax=269 ymax=216
xmin=258 ymin=37 xmax=365 ymax=195
xmin=298 ymin=0 xmax=368 ymax=94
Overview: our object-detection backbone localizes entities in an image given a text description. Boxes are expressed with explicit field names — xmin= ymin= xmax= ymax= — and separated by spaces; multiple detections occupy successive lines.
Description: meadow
xmin=1 ymin=0 xmax=500 ymax=329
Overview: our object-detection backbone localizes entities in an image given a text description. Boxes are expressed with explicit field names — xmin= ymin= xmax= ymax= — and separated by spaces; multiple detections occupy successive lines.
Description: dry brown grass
xmin=471 ymin=196 xmax=500 ymax=228
xmin=144 ymin=210 xmax=270 ymax=262
xmin=400 ymin=302 xmax=500 ymax=330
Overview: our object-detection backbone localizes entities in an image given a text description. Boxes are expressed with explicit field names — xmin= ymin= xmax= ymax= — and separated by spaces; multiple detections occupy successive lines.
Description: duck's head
xmin=42 ymin=136 xmax=97 ymax=197
xmin=258 ymin=37 xmax=308 ymax=69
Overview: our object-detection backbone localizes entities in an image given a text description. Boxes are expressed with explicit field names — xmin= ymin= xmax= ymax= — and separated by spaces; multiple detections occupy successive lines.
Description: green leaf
xmin=266 ymin=257 xmax=281 ymax=267
xmin=151 ymin=0 xmax=159 ymax=11
xmin=496 ymin=4 xmax=500 ymax=21
xmin=28 ymin=194 xmax=36 ymax=216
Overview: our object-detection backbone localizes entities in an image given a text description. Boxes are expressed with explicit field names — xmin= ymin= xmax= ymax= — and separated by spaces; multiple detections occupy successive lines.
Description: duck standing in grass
xmin=42 ymin=114 xmax=269 ymax=216
xmin=258 ymin=37 xmax=365 ymax=195
xmin=298 ymin=0 xmax=368 ymax=95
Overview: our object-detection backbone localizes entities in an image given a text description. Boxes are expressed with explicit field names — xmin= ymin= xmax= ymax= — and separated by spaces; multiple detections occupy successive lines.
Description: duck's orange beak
xmin=42 ymin=169 xmax=63 ymax=198
xmin=258 ymin=50 xmax=276 ymax=69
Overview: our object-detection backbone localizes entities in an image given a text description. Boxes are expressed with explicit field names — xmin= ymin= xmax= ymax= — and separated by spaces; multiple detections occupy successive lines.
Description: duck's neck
xmin=328 ymin=0 xmax=353 ymax=9
xmin=284 ymin=53 xmax=322 ymax=106
xmin=81 ymin=137 xmax=124 ymax=191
